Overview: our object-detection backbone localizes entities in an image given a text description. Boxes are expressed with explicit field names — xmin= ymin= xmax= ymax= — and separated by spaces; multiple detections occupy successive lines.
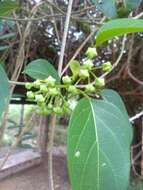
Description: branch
xmin=130 ymin=111 xmax=143 ymax=122
xmin=58 ymin=0 xmax=74 ymax=76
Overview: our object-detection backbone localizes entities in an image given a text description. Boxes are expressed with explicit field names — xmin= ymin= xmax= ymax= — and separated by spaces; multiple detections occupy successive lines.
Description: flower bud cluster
xmin=25 ymin=47 xmax=112 ymax=116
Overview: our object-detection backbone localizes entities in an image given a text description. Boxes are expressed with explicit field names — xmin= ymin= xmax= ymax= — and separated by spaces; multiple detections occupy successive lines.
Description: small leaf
xmin=123 ymin=0 xmax=141 ymax=10
xmin=92 ymin=0 xmax=117 ymax=18
xmin=68 ymin=95 xmax=132 ymax=190
xmin=24 ymin=59 xmax=60 ymax=82
xmin=0 ymin=64 xmax=9 ymax=119
xmin=0 ymin=45 xmax=11 ymax=51
xmin=0 ymin=32 xmax=16 ymax=40
xmin=0 ymin=0 xmax=18 ymax=16
xmin=69 ymin=60 xmax=80 ymax=78
xmin=96 ymin=18 xmax=143 ymax=46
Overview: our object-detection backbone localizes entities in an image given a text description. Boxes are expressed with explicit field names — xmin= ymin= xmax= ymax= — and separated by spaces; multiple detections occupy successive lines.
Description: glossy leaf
xmin=92 ymin=0 xmax=117 ymax=18
xmin=0 ymin=65 xmax=9 ymax=119
xmin=123 ymin=0 xmax=141 ymax=10
xmin=24 ymin=59 xmax=60 ymax=82
xmin=96 ymin=18 xmax=143 ymax=46
xmin=68 ymin=95 xmax=132 ymax=190
xmin=0 ymin=0 xmax=18 ymax=16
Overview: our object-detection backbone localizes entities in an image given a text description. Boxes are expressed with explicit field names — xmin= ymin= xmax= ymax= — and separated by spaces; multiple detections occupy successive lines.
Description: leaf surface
xmin=0 ymin=1 xmax=18 ymax=16
xmin=24 ymin=59 xmax=60 ymax=82
xmin=96 ymin=18 xmax=143 ymax=46
xmin=0 ymin=65 xmax=9 ymax=119
xmin=92 ymin=0 xmax=117 ymax=18
xmin=68 ymin=94 xmax=132 ymax=190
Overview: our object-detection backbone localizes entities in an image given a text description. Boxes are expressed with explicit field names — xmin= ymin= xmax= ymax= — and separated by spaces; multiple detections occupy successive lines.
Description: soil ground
xmin=0 ymin=152 xmax=70 ymax=190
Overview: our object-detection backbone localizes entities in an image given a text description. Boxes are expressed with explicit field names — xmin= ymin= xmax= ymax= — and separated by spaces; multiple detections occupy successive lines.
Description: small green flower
xmin=68 ymin=85 xmax=78 ymax=95
xmin=35 ymin=94 xmax=45 ymax=103
xmin=102 ymin=61 xmax=112 ymax=72
xmin=79 ymin=69 xmax=89 ymax=79
xmin=25 ymin=82 xmax=33 ymax=90
xmin=47 ymin=103 xmax=53 ymax=110
xmin=33 ymin=80 xmax=41 ymax=88
xmin=53 ymin=107 xmax=63 ymax=114
xmin=85 ymin=47 xmax=97 ymax=59
xmin=45 ymin=76 xmax=56 ymax=87
xmin=95 ymin=78 xmax=105 ymax=88
xmin=83 ymin=60 xmax=94 ymax=70
xmin=49 ymin=88 xmax=59 ymax=96
xmin=26 ymin=91 xmax=35 ymax=99
xmin=40 ymin=84 xmax=48 ymax=93
xmin=85 ymin=84 xmax=95 ymax=93
xmin=62 ymin=75 xmax=72 ymax=84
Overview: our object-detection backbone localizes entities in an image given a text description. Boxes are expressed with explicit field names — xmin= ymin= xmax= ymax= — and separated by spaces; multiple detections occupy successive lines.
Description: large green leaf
xmin=68 ymin=96 xmax=132 ymax=190
xmin=24 ymin=59 xmax=60 ymax=82
xmin=123 ymin=0 xmax=141 ymax=10
xmin=92 ymin=0 xmax=117 ymax=18
xmin=101 ymin=89 xmax=133 ymax=142
xmin=0 ymin=65 xmax=9 ymax=119
xmin=0 ymin=0 xmax=18 ymax=16
xmin=96 ymin=18 xmax=143 ymax=46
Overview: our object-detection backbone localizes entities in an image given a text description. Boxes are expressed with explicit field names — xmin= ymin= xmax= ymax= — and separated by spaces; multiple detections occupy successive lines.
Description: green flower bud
xmin=25 ymin=82 xmax=33 ymax=90
xmin=33 ymin=80 xmax=41 ymax=88
xmin=102 ymin=61 xmax=112 ymax=72
xmin=95 ymin=78 xmax=105 ymax=88
xmin=79 ymin=69 xmax=89 ymax=79
xmin=35 ymin=94 xmax=45 ymax=103
xmin=49 ymin=88 xmax=59 ymax=96
xmin=68 ymin=85 xmax=78 ymax=94
xmin=40 ymin=107 xmax=52 ymax=115
xmin=53 ymin=107 xmax=63 ymax=114
xmin=85 ymin=47 xmax=97 ymax=59
xmin=40 ymin=84 xmax=48 ymax=93
xmin=45 ymin=76 xmax=56 ymax=87
xmin=63 ymin=102 xmax=71 ymax=114
xmin=26 ymin=91 xmax=35 ymax=99
xmin=62 ymin=75 xmax=72 ymax=84
xmin=47 ymin=103 xmax=53 ymax=110
xmin=85 ymin=84 xmax=95 ymax=93
xmin=83 ymin=60 xmax=94 ymax=70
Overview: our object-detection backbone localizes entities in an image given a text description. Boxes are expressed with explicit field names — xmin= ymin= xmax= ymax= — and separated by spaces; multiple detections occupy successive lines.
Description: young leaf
xmin=24 ymin=59 xmax=60 ymax=82
xmin=68 ymin=96 xmax=132 ymax=190
xmin=0 ymin=0 xmax=18 ymax=16
xmin=96 ymin=18 xmax=143 ymax=46
xmin=123 ymin=0 xmax=141 ymax=10
xmin=92 ymin=0 xmax=117 ymax=18
xmin=0 ymin=65 xmax=9 ymax=119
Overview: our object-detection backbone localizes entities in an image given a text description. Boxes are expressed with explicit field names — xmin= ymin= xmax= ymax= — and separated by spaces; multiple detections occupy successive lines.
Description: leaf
xmin=0 ymin=32 xmax=16 ymax=40
xmin=0 ymin=65 xmax=9 ymax=119
xmin=92 ymin=0 xmax=117 ymax=18
xmin=96 ymin=18 xmax=143 ymax=46
xmin=69 ymin=60 xmax=80 ymax=78
xmin=24 ymin=59 xmax=60 ymax=82
xmin=0 ymin=45 xmax=11 ymax=51
xmin=101 ymin=89 xmax=133 ymax=142
xmin=0 ymin=0 xmax=18 ymax=16
xmin=68 ymin=96 xmax=132 ymax=190
xmin=123 ymin=0 xmax=141 ymax=10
